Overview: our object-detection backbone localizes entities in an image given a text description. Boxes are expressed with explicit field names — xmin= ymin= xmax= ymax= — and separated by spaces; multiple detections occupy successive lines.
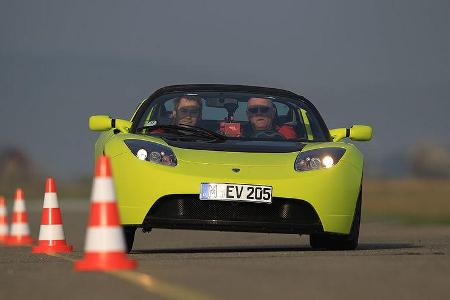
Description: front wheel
xmin=123 ymin=226 xmax=137 ymax=253
xmin=310 ymin=188 xmax=362 ymax=250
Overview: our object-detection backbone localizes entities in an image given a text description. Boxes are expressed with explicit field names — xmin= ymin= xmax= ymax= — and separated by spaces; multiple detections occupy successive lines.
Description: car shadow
xmin=132 ymin=243 xmax=419 ymax=254
xmin=357 ymin=243 xmax=420 ymax=251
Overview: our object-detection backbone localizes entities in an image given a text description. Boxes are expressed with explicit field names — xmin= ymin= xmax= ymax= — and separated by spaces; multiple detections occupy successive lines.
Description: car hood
xmin=160 ymin=139 xmax=303 ymax=167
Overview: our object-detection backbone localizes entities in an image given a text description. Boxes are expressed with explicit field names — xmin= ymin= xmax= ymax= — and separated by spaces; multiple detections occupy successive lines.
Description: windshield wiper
xmin=136 ymin=124 xmax=228 ymax=141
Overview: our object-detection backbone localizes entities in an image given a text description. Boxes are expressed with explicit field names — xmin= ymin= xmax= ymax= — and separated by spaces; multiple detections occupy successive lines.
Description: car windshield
xmin=133 ymin=92 xmax=328 ymax=142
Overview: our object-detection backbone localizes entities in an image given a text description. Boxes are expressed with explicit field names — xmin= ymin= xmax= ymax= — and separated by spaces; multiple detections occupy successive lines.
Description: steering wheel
xmin=254 ymin=130 xmax=284 ymax=140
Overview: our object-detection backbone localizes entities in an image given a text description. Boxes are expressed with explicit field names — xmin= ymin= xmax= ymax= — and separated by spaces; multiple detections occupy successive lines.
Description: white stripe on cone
xmin=43 ymin=193 xmax=59 ymax=208
xmin=0 ymin=206 xmax=6 ymax=215
xmin=85 ymin=227 xmax=126 ymax=252
xmin=91 ymin=178 xmax=116 ymax=203
xmin=10 ymin=223 xmax=30 ymax=235
xmin=38 ymin=224 xmax=65 ymax=240
xmin=13 ymin=199 xmax=26 ymax=213
xmin=0 ymin=226 xmax=8 ymax=235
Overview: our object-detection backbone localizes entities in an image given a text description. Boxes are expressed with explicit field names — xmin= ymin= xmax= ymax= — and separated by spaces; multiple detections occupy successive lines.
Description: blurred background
xmin=1 ymin=0 xmax=449 ymax=223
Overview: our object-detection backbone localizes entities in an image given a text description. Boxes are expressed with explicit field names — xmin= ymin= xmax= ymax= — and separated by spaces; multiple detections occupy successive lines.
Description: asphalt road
xmin=1 ymin=199 xmax=449 ymax=300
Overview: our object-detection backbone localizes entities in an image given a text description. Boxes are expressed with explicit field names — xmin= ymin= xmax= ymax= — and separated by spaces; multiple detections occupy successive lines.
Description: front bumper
xmin=142 ymin=195 xmax=323 ymax=234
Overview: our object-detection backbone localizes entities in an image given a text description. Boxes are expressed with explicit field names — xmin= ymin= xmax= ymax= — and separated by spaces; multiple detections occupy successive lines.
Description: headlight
xmin=124 ymin=140 xmax=177 ymax=167
xmin=294 ymin=148 xmax=345 ymax=172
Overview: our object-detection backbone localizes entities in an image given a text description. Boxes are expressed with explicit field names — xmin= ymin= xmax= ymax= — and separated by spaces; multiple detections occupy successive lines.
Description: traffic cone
xmin=32 ymin=178 xmax=73 ymax=253
xmin=0 ymin=196 xmax=9 ymax=243
xmin=74 ymin=155 xmax=136 ymax=271
xmin=5 ymin=188 xmax=33 ymax=245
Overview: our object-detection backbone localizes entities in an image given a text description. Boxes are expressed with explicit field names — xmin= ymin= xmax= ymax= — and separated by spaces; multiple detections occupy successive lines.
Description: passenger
xmin=244 ymin=97 xmax=297 ymax=140
xmin=172 ymin=96 xmax=202 ymax=126
xmin=146 ymin=96 xmax=202 ymax=136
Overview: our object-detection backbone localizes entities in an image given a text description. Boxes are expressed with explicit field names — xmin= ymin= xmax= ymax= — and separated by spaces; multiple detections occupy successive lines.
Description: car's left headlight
xmin=294 ymin=148 xmax=346 ymax=172
xmin=124 ymin=139 xmax=177 ymax=167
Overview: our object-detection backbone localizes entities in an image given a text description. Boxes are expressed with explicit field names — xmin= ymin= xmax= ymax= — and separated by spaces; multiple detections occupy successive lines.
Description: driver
xmin=172 ymin=96 xmax=202 ymax=126
xmin=245 ymin=97 xmax=297 ymax=140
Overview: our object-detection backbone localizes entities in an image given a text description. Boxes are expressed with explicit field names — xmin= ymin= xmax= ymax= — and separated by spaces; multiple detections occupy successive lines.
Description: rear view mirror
xmin=89 ymin=115 xmax=132 ymax=133
xmin=330 ymin=125 xmax=372 ymax=142
xmin=205 ymin=97 xmax=238 ymax=108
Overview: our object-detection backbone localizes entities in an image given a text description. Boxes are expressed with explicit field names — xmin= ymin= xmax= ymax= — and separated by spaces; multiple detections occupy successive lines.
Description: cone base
xmin=32 ymin=243 xmax=73 ymax=253
xmin=0 ymin=235 xmax=9 ymax=243
xmin=74 ymin=252 xmax=136 ymax=271
xmin=5 ymin=235 xmax=33 ymax=246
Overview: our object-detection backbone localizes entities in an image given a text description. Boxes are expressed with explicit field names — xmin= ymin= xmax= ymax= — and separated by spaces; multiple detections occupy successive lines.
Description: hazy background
xmin=1 ymin=0 xmax=449 ymax=180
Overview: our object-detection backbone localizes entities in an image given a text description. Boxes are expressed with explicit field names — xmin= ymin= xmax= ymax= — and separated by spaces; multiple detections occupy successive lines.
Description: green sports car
xmin=89 ymin=84 xmax=372 ymax=252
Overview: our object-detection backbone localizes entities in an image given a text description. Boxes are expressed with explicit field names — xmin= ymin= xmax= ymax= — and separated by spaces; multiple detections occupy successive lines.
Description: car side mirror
xmin=329 ymin=125 xmax=372 ymax=142
xmin=349 ymin=125 xmax=372 ymax=141
xmin=89 ymin=115 xmax=132 ymax=133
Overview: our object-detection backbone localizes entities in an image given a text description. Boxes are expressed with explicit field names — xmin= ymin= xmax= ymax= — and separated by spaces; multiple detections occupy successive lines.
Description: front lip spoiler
xmin=143 ymin=217 xmax=323 ymax=234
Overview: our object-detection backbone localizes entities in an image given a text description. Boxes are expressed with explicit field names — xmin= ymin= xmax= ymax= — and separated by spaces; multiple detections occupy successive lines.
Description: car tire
xmin=310 ymin=187 xmax=362 ymax=250
xmin=123 ymin=226 xmax=137 ymax=253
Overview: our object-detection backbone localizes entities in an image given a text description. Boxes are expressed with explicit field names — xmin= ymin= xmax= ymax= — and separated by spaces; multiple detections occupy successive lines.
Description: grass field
xmin=363 ymin=179 xmax=450 ymax=224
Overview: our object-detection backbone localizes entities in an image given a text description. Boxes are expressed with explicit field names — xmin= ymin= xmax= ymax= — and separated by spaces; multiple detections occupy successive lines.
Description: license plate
xmin=200 ymin=183 xmax=272 ymax=203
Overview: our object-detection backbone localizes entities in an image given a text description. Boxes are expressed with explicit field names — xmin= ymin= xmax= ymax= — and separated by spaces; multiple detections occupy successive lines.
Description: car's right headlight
xmin=124 ymin=139 xmax=177 ymax=167
xmin=294 ymin=148 xmax=346 ymax=172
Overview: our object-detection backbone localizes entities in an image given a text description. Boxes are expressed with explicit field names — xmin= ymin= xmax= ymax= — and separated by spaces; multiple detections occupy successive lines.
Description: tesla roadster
xmin=89 ymin=84 xmax=372 ymax=252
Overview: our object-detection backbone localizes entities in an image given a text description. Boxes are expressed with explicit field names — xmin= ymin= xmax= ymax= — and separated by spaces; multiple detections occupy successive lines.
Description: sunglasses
xmin=178 ymin=107 xmax=200 ymax=117
xmin=247 ymin=105 xmax=272 ymax=114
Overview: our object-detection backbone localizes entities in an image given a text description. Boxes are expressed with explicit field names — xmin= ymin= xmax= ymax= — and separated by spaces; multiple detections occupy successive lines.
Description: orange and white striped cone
xmin=0 ymin=196 xmax=9 ymax=243
xmin=32 ymin=178 xmax=73 ymax=253
xmin=5 ymin=188 xmax=33 ymax=246
xmin=74 ymin=155 xmax=136 ymax=271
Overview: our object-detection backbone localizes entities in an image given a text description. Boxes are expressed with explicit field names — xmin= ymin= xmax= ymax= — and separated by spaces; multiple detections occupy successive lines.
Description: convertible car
xmin=89 ymin=84 xmax=372 ymax=252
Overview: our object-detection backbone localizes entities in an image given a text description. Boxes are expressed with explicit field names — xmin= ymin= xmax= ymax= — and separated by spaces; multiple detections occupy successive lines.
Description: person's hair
xmin=174 ymin=96 xmax=203 ymax=111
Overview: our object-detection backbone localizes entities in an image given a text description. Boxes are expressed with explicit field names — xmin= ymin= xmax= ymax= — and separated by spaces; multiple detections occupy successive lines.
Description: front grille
xmin=143 ymin=195 xmax=323 ymax=234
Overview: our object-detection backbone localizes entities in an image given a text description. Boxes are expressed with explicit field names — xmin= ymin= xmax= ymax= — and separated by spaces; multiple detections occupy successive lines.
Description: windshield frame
xmin=130 ymin=84 xmax=332 ymax=142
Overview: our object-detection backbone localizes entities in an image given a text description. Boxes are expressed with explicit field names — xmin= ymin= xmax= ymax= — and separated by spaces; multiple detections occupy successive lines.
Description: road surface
xmin=1 ymin=199 xmax=449 ymax=300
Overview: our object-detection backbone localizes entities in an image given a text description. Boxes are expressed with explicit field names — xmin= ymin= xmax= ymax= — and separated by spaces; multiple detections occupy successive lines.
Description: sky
xmin=1 ymin=0 xmax=449 ymax=178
